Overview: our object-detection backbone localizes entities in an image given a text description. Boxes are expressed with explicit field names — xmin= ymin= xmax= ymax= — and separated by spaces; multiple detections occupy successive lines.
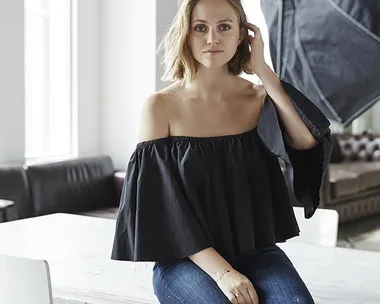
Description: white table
xmin=0 ymin=213 xmax=379 ymax=304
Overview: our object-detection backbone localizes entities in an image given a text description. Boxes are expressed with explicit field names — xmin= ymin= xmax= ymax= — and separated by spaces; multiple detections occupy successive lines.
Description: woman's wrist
xmin=215 ymin=267 xmax=232 ymax=283
xmin=188 ymin=247 xmax=234 ymax=283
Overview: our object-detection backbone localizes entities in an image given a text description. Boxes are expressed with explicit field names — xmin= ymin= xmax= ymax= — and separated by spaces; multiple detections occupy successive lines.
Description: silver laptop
xmin=0 ymin=254 xmax=53 ymax=304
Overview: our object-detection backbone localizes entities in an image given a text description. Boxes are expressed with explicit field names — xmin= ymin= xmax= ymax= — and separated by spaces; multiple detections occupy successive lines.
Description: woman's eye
xmin=219 ymin=24 xmax=231 ymax=31
xmin=194 ymin=25 xmax=206 ymax=32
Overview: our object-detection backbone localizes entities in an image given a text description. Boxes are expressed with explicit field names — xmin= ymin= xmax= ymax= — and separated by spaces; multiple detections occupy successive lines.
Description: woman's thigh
xmin=152 ymin=258 xmax=230 ymax=304
xmin=235 ymin=246 xmax=314 ymax=304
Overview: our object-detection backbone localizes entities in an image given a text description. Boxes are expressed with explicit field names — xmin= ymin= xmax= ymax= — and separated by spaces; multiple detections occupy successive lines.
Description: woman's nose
xmin=207 ymin=29 xmax=220 ymax=44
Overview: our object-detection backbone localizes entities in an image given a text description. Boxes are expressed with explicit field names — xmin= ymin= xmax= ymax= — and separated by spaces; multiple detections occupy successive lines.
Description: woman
xmin=111 ymin=0 xmax=332 ymax=303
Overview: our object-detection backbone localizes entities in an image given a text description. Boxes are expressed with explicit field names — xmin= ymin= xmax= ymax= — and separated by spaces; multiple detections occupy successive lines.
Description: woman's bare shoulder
xmin=138 ymin=83 xmax=182 ymax=142
xmin=235 ymin=77 xmax=267 ymax=105
xmin=252 ymin=83 xmax=267 ymax=106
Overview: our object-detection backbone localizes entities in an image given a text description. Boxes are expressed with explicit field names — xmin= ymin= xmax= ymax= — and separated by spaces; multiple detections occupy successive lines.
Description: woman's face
xmin=189 ymin=0 xmax=243 ymax=70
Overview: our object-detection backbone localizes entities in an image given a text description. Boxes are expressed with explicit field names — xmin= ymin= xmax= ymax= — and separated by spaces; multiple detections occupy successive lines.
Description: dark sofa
xmin=320 ymin=131 xmax=380 ymax=223
xmin=0 ymin=156 xmax=124 ymax=223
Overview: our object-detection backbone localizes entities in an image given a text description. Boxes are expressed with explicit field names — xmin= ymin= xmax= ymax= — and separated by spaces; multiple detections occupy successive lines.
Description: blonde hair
xmin=158 ymin=0 xmax=251 ymax=86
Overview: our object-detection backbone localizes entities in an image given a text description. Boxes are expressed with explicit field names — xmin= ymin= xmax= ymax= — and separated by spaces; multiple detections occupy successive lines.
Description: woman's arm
xmin=188 ymin=247 xmax=233 ymax=282
xmin=189 ymin=248 xmax=259 ymax=303
xmin=243 ymin=23 xmax=317 ymax=151
xmin=256 ymin=64 xmax=319 ymax=150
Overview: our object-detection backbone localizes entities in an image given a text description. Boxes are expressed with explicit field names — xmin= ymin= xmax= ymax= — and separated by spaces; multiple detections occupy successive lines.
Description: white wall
xmin=75 ymin=0 xmax=101 ymax=157
xmin=99 ymin=0 xmax=157 ymax=170
xmin=156 ymin=0 xmax=178 ymax=91
xmin=0 ymin=0 xmax=25 ymax=164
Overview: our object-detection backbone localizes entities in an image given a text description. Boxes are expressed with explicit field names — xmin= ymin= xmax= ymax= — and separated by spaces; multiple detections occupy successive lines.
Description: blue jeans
xmin=152 ymin=245 xmax=314 ymax=303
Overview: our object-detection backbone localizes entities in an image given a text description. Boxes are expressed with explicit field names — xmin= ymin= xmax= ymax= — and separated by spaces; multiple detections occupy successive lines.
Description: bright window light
xmin=24 ymin=0 xmax=73 ymax=160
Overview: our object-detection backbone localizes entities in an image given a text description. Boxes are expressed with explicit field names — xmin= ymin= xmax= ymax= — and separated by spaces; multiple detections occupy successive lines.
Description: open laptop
xmin=0 ymin=254 xmax=53 ymax=304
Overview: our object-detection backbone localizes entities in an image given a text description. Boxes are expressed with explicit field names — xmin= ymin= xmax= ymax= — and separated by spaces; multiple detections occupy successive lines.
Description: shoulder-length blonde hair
xmin=158 ymin=0 xmax=251 ymax=86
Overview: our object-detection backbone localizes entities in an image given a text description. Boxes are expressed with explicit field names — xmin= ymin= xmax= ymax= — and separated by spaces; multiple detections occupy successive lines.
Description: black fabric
xmin=111 ymin=80 xmax=332 ymax=262
xmin=112 ymin=128 xmax=299 ymax=262
xmin=257 ymin=80 xmax=332 ymax=218
xmin=0 ymin=164 xmax=32 ymax=220
xmin=272 ymin=80 xmax=332 ymax=218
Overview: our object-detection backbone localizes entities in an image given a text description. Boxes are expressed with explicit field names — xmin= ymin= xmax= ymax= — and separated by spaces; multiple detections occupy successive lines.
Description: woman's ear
xmin=238 ymin=27 xmax=248 ymax=45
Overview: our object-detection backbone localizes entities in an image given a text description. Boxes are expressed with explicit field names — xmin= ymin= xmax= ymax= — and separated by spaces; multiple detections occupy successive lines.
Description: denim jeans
xmin=152 ymin=245 xmax=314 ymax=304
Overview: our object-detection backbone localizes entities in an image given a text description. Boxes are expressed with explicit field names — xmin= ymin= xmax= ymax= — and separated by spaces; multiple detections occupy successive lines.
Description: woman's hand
xmin=244 ymin=22 xmax=267 ymax=76
xmin=216 ymin=268 xmax=259 ymax=304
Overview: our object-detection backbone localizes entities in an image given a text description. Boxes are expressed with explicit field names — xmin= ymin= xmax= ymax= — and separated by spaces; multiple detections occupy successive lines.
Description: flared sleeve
xmin=111 ymin=140 xmax=211 ymax=262
xmin=258 ymin=79 xmax=333 ymax=219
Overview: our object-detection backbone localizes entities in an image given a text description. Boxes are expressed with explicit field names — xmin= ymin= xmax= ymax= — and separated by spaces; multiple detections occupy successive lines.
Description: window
xmin=25 ymin=0 xmax=73 ymax=160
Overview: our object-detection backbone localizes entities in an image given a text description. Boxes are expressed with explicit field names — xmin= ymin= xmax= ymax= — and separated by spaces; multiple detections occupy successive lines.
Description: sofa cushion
xmin=340 ymin=162 xmax=380 ymax=192
xmin=0 ymin=164 xmax=33 ymax=220
xmin=329 ymin=161 xmax=380 ymax=199
xmin=329 ymin=167 xmax=360 ymax=198
xmin=26 ymin=156 xmax=118 ymax=216
xmin=335 ymin=132 xmax=380 ymax=161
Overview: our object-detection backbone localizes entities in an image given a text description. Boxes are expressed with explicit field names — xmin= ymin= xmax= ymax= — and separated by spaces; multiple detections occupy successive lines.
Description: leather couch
xmin=320 ymin=131 xmax=380 ymax=223
xmin=0 ymin=156 xmax=124 ymax=223
xmin=0 ymin=164 xmax=31 ymax=221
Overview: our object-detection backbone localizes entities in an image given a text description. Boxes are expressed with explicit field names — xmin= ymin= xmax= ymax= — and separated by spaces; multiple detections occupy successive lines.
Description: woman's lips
xmin=204 ymin=50 xmax=224 ymax=54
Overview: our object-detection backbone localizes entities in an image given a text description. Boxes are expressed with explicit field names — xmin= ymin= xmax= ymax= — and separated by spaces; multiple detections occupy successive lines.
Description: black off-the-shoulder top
xmin=111 ymin=80 xmax=333 ymax=262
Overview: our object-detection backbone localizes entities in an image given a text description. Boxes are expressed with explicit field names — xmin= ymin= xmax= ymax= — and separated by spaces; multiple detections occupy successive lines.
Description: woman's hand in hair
xmin=244 ymin=22 xmax=266 ymax=76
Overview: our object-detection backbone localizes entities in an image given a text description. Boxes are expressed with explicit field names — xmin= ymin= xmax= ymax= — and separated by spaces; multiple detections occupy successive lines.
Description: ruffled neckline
xmin=136 ymin=125 xmax=258 ymax=149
